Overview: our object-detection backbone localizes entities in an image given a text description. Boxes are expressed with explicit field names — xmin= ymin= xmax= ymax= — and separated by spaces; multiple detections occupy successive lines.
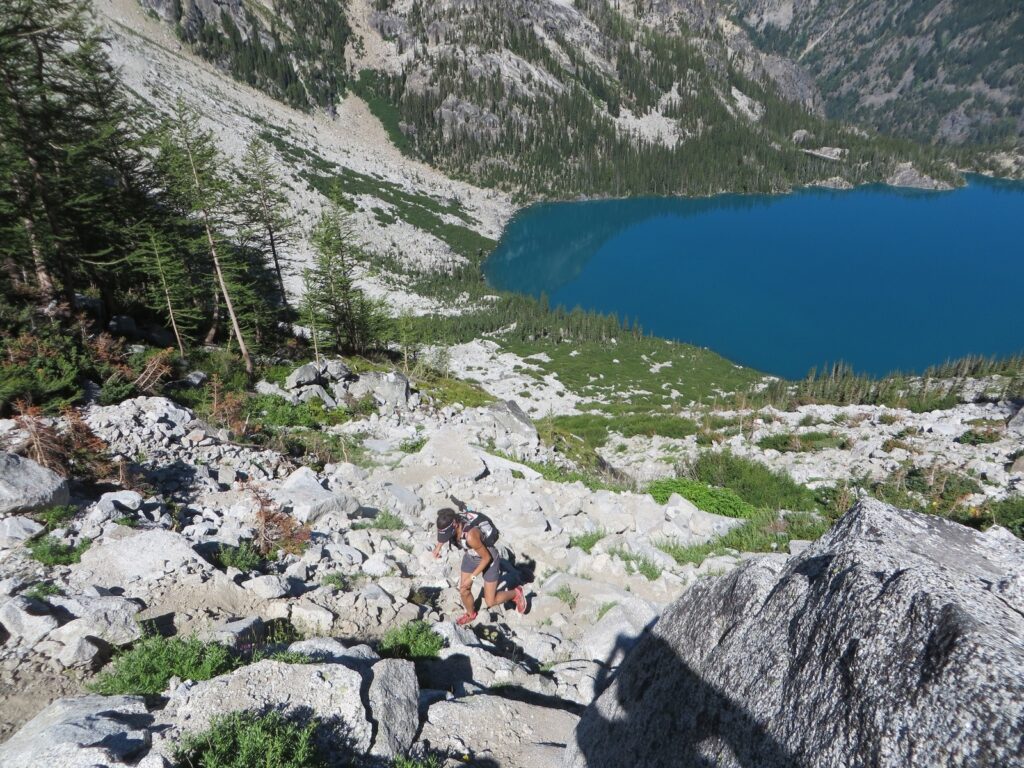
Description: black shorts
xmin=461 ymin=547 xmax=500 ymax=583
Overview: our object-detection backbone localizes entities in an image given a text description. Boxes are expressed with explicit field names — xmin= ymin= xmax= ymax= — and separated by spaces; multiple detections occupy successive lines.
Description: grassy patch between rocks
xmin=352 ymin=511 xmax=405 ymax=531
xmin=419 ymin=373 xmax=496 ymax=409
xmin=24 ymin=581 xmax=63 ymax=601
xmin=33 ymin=504 xmax=78 ymax=531
xmin=568 ymin=529 xmax=606 ymax=554
xmin=658 ymin=510 xmax=829 ymax=566
xmin=647 ymin=478 xmax=757 ymax=519
xmin=608 ymin=548 xmax=662 ymax=581
xmin=689 ymin=451 xmax=820 ymax=512
xmin=552 ymin=584 xmax=578 ymax=610
xmin=758 ymin=431 xmax=852 ymax=453
xmin=214 ymin=541 xmax=266 ymax=572
xmin=378 ymin=621 xmax=444 ymax=660
xmin=173 ymin=710 xmax=325 ymax=768
xmin=90 ymin=635 xmax=237 ymax=695
xmin=26 ymin=535 xmax=91 ymax=566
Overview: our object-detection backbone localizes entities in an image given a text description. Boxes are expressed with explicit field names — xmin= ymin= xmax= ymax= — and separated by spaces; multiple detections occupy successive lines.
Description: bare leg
xmin=483 ymin=580 xmax=517 ymax=608
xmin=458 ymin=572 xmax=477 ymax=615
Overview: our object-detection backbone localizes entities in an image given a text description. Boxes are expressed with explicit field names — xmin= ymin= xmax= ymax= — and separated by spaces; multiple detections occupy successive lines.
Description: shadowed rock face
xmin=564 ymin=499 xmax=1024 ymax=768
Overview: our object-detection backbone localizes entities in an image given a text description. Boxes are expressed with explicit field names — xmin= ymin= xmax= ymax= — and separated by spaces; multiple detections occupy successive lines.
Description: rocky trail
xmin=1 ymin=358 xmax=1022 ymax=766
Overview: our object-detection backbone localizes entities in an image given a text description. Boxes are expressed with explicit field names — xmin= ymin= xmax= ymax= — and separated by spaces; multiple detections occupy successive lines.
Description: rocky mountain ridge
xmin=728 ymin=0 xmax=1024 ymax=145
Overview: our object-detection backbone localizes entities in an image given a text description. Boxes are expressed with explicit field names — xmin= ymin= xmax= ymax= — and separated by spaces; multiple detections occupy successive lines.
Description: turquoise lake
xmin=484 ymin=176 xmax=1024 ymax=379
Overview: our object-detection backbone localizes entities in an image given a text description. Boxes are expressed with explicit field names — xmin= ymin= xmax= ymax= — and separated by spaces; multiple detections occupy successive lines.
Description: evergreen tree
xmin=132 ymin=226 xmax=200 ymax=356
xmin=303 ymin=203 xmax=387 ymax=355
xmin=156 ymin=100 xmax=254 ymax=374
xmin=0 ymin=0 xmax=146 ymax=305
xmin=237 ymin=136 xmax=296 ymax=307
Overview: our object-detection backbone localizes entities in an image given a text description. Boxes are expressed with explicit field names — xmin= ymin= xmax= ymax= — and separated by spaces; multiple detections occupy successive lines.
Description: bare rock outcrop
xmin=564 ymin=499 xmax=1024 ymax=768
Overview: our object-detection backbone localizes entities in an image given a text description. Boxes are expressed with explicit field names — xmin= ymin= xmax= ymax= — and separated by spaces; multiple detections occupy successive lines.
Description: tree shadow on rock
xmin=571 ymin=632 xmax=805 ymax=768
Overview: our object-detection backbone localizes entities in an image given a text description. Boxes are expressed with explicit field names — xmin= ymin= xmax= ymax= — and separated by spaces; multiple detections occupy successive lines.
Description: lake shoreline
xmin=484 ymin=175 xmax=1024 ymax=379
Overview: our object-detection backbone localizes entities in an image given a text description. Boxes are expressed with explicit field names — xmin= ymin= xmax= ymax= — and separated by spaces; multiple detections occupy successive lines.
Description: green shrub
xmin=568 ymin=529 xmax=605 ymax=554
xmin=398 ymin=436 xmax=427 ymax=453
xmin=90 ymin=635 xmax=238 ymax=695
xmin=378 ymin=621 xmax=444 ymax=659
xmin=321 ymin=572 xmax=351 ymax=591
xmin=173 ymin=710 xmax=324 ymax=768
xmin=214 ymin=541 xmax=265 ymax=572
xmin=391 ymin=756 xmax=441 ymax=768
xmin=608 ymin=548 xmax=662 ymax=580
xmin=691 ymin=451 xmax=818 ymax=511
xmin=956 ymin=428 xmax=1002 ymax=446
xmin=596 ymin=601 xmax=617 ymax=620
xmin=647 ymin=478 xmax=756 ymax=518
xmin=871 ymin=465 xmax=982 ymax=517
xmin=658 ymin=509 xmax=830 ymax=567
xmin=351 ymin=395 xmax=379 ymax=416
xmin=26 ymin=535 xmax=90 ymax=565
xmin=34 ymin=504 xmax=78 ymax=531
xmin=0 ymin=324 xmax=90 ymax=413
xmin=24 ymin=581 xmax=63 ymax=601
xmin=352 ymin=511 xmax=405 ymax=530
xmin=552 ymin=584 xmax=578 ymax=609
xmin=245 ymin=395 xmax=347 ymax=429
xmin=985 ymin=496 xmax=1024 ymax=538
xmin=758 ymin=431 xmax=851 ymax=453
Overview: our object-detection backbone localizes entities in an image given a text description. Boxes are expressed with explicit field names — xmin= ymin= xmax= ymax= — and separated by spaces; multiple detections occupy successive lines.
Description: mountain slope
xmin=93 ymin=0 xmax=512 ymax=310
xmin=359 ymin=0 xmax=953 ymax=196
xmin=128 ymin=0 xmax=959 ymax=201
xmin=731 ymin=0 xmax=1024 ymax=145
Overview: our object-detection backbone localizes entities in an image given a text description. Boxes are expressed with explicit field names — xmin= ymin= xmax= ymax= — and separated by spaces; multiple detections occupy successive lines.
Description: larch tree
xmin=303 ymin=202 xmax=388 ymax=355
xmin=237 ymin=136 xmax=296 ymax=308
xmin=0 ymin=0 xmax=146 ymax=306
xmin=157 ymin=99 xmax=254 ymax=375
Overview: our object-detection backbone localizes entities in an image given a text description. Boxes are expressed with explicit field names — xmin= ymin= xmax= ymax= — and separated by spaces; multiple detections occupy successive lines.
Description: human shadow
xmin=571 ymin=632 xmax=805 ymax=768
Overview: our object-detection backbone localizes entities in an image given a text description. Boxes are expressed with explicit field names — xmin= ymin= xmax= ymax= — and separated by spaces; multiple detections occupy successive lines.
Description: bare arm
xmin=432 ymin=541 xmax=444 ymax=559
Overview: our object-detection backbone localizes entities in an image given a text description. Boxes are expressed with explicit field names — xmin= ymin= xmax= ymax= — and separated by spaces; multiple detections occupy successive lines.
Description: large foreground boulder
xmin=0 ymin=451 xmax=69 ymax=516
xmin=417 ymin=694 xmax=579 ymax=768
xmin=0 ymin=695 xmax=153 ymax=768
xmin=159 ymin=660 xmax=373 ymax=753
xmin=564 ymin=499 xmax=1024 ymax=768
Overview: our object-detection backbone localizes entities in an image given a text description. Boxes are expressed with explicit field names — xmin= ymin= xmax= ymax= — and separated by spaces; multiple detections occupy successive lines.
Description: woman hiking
xmin=433 ymin=500 xmax=526 ymax=626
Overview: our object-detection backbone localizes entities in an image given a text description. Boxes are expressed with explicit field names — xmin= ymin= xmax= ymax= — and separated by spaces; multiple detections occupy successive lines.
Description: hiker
xmin=433 ymin=501 xmax=526 ymax=625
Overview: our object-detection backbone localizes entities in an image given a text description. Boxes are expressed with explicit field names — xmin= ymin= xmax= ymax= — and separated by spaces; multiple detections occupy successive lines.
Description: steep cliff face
xmin=138 ymin=0 xmax=353 ymax=110
xmin=730 ymin=0 xmax=1024 ymax=145
xmin=564 ymin=499 xmax=1024 ymax=768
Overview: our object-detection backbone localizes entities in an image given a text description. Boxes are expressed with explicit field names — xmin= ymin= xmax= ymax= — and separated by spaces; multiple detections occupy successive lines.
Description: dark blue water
xmin=484 ymin=176 xmax=1024 ymax=378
